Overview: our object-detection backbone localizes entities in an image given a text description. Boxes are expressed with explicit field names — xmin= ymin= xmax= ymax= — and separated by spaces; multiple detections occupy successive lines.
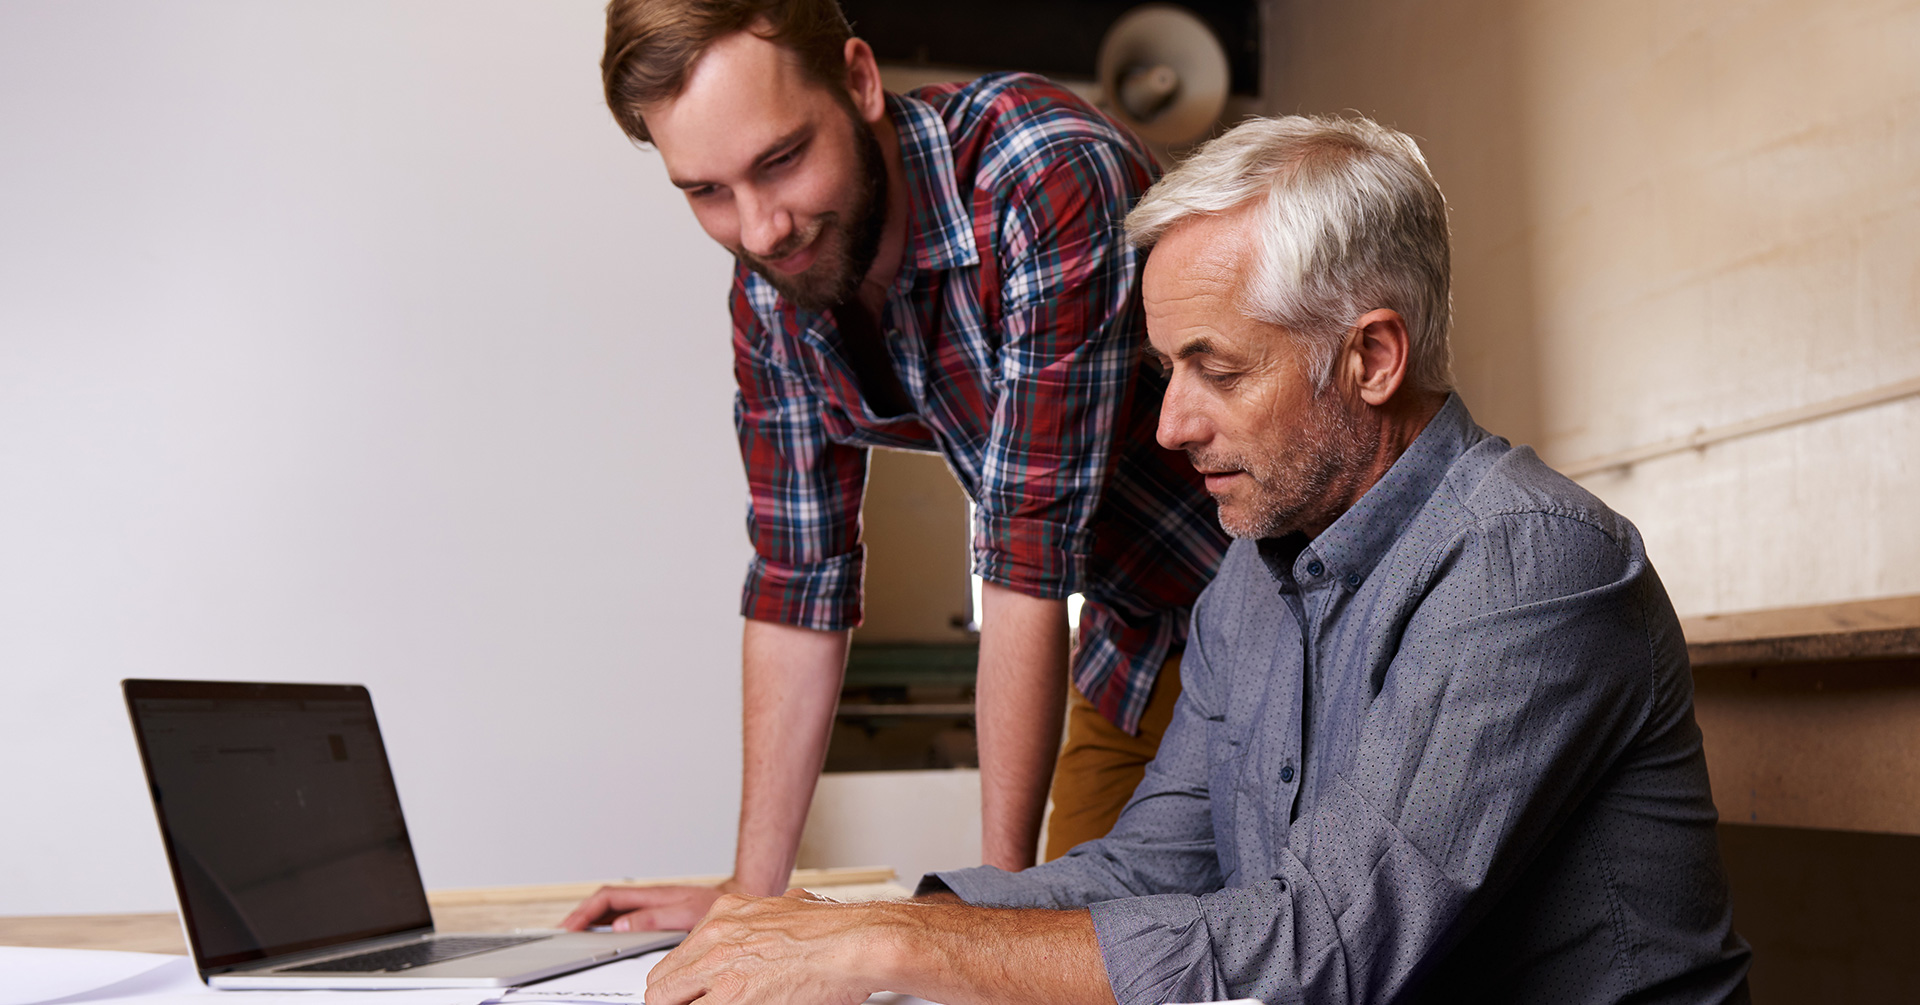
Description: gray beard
xmin=1199 ymin=389 xmax=1377 ymax=540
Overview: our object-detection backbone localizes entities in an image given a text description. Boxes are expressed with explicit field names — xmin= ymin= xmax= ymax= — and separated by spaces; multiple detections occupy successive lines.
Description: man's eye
xmin=765 ymin=143 xmax=806 ymax=171
xmin=1202 ymin=369 xmax=1239 ymax=388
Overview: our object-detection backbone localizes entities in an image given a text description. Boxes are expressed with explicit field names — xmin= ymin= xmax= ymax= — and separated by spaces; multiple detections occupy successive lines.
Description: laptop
xmin=123 ymin=678 xmax=682 ymax=989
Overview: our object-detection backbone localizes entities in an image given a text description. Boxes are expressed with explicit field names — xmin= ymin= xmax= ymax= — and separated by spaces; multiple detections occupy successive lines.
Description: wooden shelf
xmin=1682 ymin=594 xmax=1920 ymax=667
xmin=1685 ymin=595 xmax=1920 ymax=836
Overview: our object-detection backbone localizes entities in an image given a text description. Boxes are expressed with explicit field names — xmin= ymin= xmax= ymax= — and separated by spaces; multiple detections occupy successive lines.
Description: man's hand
xmin=642 ymin=891 xmax=884 ymax=1005
xmin=643 ymin=889 xmax=1116 ymax=1005
xmin=559 ymin=882 xmax=734 ymax=933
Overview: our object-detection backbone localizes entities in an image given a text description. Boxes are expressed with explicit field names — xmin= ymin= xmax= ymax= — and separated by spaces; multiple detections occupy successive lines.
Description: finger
xmin=563 ymin=885 xmax=690 ymax=930
xmin=558 ymin=886 xmax=621 ymax=930
xmin=643 ymin=938 xmax=708 ymax=1005
xmin=611 ymin=907 xmax=695 ymax=933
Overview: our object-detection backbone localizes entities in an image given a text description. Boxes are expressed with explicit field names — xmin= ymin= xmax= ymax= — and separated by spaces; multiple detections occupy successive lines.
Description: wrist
xmin=721 ymin=871 xmax=786 ymax=897
xmin=854 ymin=902 xmax=923 ymax=991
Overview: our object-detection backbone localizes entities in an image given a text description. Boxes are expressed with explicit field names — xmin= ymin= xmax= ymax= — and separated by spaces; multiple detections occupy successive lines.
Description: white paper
xmin=0 ymin=947 xmax=183 ymax=1005
xmin=0 ymin=946 xmax=942 ymax=1005
xmin=495 ymin=949 xmax=937 ymax=1005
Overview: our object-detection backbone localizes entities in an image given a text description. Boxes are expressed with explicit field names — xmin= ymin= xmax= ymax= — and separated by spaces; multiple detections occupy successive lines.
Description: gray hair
xmin=1126 ymin=115 xmax=1454 ymax=394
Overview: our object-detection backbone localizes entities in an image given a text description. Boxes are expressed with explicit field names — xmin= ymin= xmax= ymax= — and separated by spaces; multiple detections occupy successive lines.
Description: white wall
xmin=1265 ymin=0 xmax=1920 ymax=618
xmin=0 ymin=1 xmax=748 ymax=915
xmin=798 ymin=770 xmax=983 ymax=889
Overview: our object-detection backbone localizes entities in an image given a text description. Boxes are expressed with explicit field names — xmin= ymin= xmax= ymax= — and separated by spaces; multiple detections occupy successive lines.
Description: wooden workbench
xmin=0 ymin=867 xmax=907 ymax=955
xmin=1680 ymin=594 xmax=1920 ymax=1001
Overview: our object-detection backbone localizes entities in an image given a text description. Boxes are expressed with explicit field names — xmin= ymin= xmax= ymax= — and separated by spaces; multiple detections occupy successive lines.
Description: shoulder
xmin=1414 ymin=437 xmax=1656 ymax=624
xmin=915 ymin=72 xmax=1155 ymax=197
xmin=1447 ymin=438 xmax=1633 ymax=542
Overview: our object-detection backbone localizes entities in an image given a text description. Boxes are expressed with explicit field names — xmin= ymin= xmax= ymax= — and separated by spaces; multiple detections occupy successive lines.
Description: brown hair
xmin=602 ymin=0 xmax=855 ymax=144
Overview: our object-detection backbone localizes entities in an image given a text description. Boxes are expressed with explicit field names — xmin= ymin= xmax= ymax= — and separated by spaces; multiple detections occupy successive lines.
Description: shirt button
xmin=1305 ymin=560 xmax=1324 ymax=577
xmin=1345 ymin=572 xmax=1361 ymax=588
xmin=1279 ymin=765 xmax=1295 ymax=783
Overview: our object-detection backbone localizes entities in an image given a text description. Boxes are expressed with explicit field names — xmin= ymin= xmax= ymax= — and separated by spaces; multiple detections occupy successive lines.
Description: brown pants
xmin=1042 ymin=652 xmax=1184 ymax=861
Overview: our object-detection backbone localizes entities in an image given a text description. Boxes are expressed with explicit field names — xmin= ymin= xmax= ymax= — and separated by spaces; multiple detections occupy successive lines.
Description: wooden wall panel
xmin=1695 ymin=658 xmax=1920 ymax=834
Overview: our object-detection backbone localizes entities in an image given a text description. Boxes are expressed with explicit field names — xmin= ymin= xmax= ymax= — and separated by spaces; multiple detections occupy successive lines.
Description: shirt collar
xmin=1262 ymin=392 xmax=1486 ymax=590
xmin=887 ymin=91 xmax=978 ymax=273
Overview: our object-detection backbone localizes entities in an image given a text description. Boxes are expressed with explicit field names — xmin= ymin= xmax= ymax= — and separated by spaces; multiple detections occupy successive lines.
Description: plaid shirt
xmin=731 ymin=74 xmax=1227 ymax=732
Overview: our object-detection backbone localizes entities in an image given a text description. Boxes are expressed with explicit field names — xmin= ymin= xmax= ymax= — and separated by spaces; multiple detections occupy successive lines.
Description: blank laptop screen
xmin=125 ymin=680 xmax=434 ymax=970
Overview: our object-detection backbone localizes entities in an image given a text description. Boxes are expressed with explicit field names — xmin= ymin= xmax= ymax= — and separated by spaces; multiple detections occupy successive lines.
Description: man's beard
xmin=737 ymin=110 xmax=888 ymax=312
xmin=1193 ymin=387 xmax=1379 ymax=540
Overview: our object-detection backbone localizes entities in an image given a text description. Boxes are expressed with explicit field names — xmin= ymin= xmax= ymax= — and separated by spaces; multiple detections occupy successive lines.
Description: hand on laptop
xmin=641 ymin=889 xmax=882 ymax=1005
xmin=559 ymin=881 xmax=738 ymax=933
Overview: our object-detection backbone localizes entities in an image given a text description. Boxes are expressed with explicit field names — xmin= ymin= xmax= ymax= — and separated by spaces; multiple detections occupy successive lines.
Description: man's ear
xmin=843 ymin=38 xmax=886 ymax=124
xmin=1343 ymin=308 xmax=1411 ymax=407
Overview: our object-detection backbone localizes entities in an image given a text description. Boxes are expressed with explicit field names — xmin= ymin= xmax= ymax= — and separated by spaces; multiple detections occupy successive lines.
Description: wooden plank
xmin=0 ymin=867 xmax=902 ymax=955
xmin=0 ymin=912 xmax=184 ymax=954
xmin=426 ymin=866 xmax=896 ymax=907
xmin=1682 ymin=595 xmax=1920 ymax=667
xmin=1558 ymin=375 xmax=1920 ymax=478
xmin=1682 ymin=595 xmax=1920 ymax=644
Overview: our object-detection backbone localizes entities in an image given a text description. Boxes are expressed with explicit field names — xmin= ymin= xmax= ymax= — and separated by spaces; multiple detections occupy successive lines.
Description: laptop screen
xmin=124 ymin=680 xmax=434 ymax=971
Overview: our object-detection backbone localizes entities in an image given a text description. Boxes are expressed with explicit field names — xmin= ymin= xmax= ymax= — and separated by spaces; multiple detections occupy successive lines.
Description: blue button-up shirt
xmin=931 ymin=395 xmax=1751 ymax=1004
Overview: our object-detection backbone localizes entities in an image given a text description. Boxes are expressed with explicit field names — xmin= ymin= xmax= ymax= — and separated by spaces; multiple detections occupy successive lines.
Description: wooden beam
xmin=1683 ymin=595 xmax=1920 ymax=667
xmin=426 ymin=866 xmax=897 ymax=907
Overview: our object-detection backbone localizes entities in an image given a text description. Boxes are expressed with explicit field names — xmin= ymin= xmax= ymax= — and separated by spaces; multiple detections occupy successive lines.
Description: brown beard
xmin=736 ymin=107 xmax=889 ymax=312
xmin=1191 ymin=386 xmax=1379 ymax=540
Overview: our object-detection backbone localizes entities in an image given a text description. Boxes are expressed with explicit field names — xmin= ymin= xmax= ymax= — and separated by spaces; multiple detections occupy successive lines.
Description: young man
xmin=563 ymin=0 xmax=1227 ymax=931
xmin=628 ymin=114 xmax=1752 ymax=1005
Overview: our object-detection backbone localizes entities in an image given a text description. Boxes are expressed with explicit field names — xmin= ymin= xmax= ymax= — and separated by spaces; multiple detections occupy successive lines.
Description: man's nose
xmin=737 ymin=192 xmax=793 ymax=258
xmin=1156 ymin=376 xmax=1206 ymax=452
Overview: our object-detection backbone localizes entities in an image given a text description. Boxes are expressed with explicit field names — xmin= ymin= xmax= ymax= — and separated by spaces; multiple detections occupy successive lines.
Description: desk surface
xmin=0 ymin=867 xmax=906 ymax=955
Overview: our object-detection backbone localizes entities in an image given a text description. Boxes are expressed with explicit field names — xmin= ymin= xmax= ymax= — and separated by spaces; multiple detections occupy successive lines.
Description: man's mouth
xmin=1197 ymin=469 xmax=1244 ymax=493
xmin=761 ymin=222 xmax=828 ymax=276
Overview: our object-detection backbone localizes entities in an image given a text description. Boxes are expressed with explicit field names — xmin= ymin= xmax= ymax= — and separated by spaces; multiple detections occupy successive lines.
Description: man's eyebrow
xmin=1172 ymin=336 xmax=1218 ymax=361
xmin=668 ymin=124 xmax=814 ymax=190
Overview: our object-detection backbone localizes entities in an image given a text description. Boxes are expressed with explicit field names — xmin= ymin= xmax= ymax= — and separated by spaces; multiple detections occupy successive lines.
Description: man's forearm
xmin=975 ymin=583 xmax=1071 ymax=871
xmin=734 ymin=618 xmax=851 ymax=895
xmin=871 ymin=901 xmax=1116 ymax=1005
xmin=641 ymin=893 xmax=1117 ymax=1005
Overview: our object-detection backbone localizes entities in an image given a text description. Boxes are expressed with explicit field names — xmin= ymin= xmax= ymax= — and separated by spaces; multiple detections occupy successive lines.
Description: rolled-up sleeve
xmin=972 ymin=141 xmax=1145 ymax=599
xmin=732 ymin=281 xmax=869 ymax=630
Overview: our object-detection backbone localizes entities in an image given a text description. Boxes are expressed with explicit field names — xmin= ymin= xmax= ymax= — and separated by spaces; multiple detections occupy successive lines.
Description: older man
xmin=638 ymin=115 xmax=1752 ymax=1005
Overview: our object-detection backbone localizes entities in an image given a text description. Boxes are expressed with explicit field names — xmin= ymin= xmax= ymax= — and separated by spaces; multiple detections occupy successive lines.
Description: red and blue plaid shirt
xmin=731 ymin=74 xmax=1227 ymax=733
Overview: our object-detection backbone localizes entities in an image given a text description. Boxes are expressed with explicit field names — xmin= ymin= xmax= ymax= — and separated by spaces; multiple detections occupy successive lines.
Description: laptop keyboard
xmin=282 ymin=934 xmax=549 ymax=973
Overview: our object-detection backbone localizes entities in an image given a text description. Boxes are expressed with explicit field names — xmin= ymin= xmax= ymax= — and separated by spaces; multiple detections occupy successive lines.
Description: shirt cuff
xmin=1089 ymin=894 xmax=1225 ymax=1005
xmin=921 ymin=864 xmax=1082 ymax=909
xmin=972 ymin=512 xmax=1091 ymax=598
xmin=740 ymin=548 xmax=863 ymax=630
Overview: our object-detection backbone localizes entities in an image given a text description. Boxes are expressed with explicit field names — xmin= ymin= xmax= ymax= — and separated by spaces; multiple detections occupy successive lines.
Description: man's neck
xmin=854 ymin=97 xmax=911 ymax=320
xmin=1299 ymin=389 xmax=1448 ymax=539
